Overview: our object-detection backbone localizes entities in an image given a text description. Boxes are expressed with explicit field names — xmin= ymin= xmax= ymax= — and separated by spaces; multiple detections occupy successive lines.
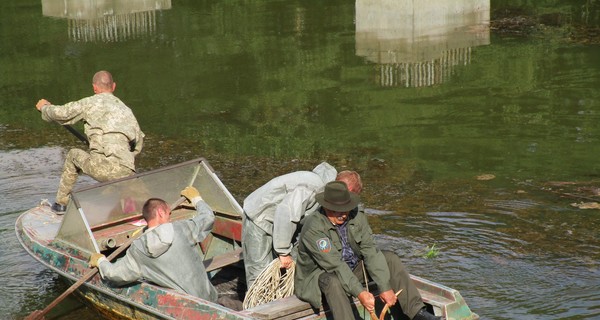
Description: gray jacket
xmin=243 ymin=162 xmax=337 ymax=256
xmin=97 ymin=200 xmax=218 ymax=302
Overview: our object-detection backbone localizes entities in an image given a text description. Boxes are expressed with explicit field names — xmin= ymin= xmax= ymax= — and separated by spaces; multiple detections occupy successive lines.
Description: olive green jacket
xmin=294 ymin=208 xmax=391 ymax=308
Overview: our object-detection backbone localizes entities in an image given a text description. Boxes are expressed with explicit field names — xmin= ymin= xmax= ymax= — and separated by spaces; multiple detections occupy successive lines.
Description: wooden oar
xmin=369 ymin=310 xmax=379 ymax=320
xmin=26 ymin=196 xmax=187 ymax=320
xmin=378 ymin=290 xmax=403 ymax=320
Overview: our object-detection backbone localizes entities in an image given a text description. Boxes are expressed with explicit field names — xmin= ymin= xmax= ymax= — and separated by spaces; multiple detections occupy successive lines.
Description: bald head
xmin=92 ymin=70 xmax=116 ymax=93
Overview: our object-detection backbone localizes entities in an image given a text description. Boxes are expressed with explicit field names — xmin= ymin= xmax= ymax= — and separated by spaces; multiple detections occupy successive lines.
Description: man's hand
xmin=36 ymin=99 xmax=50 ymax=111
xmin=181 ymin=186 xmax=201 ymax=204
xmin=279 ymin=255 xmax=294 ymax=269
xmin=379 ymin=289 xmax=398 ymax=308
xmin=89 ymin=253 xmax=106 ymax=268
xmin=357 ymin=291 xmax=375 ymax=312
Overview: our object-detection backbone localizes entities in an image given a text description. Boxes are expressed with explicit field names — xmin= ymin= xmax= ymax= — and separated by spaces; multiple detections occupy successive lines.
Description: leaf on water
xmin=476 ymin=174 xmax=495 ymax=181
xmin=570 ymin=202 xmax=600 ymax=209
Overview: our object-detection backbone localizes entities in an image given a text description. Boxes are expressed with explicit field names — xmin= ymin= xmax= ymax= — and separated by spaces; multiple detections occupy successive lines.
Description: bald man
xmin=36 ymin=70 xmax=144 ymax=213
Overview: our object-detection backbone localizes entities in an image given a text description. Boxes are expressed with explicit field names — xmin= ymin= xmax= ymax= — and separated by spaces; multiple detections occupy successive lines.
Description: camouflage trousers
xmin=56 ymin=148 xmax=134 ymax=205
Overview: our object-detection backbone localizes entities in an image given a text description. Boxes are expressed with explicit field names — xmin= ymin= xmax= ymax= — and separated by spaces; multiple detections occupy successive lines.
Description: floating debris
xmin=422 ymin=244 xmax=439 ymax=259
xmin=364 ymin=208 xmax=394 ymax=215
xmin=484 ymin=199 xmax=538 ymax=211
xmin=570 ymin=202 xmax=600 ymax=209
xmin=476 ymin=174 xmax=495 ymax=181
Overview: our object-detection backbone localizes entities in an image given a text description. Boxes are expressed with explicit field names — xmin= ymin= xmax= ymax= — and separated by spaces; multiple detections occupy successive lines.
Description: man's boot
xmin=412 ymin=307 xmax=444 ymax=320
xmin=51 ymin=202 xmax=67 ymax=214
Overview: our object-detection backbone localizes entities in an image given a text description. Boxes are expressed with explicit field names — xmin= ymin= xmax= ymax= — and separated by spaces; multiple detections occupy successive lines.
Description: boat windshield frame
xmin=52 ymin=158 xmax=243 ymax=254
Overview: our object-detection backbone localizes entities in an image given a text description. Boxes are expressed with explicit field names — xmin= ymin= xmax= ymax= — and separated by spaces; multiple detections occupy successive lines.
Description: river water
xmin=1 ymin=0 xmax=599 ymax=319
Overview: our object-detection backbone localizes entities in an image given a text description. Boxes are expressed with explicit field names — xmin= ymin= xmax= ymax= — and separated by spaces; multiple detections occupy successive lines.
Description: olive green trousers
xmin=317 ymin=251 xmax=425 ymax=320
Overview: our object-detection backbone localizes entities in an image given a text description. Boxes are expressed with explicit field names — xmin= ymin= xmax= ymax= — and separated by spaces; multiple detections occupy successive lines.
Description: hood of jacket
xmin=311 ymin=162 xmax=337 ymax=184
xmin=141 ymin=223 xmax=174 ymax=258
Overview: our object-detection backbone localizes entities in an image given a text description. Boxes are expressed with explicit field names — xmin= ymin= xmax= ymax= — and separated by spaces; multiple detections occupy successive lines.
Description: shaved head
xmin=92 ymin=70 xmax=114 ymax=91
xmin=142 ymin=198 xmax=169 ymax=222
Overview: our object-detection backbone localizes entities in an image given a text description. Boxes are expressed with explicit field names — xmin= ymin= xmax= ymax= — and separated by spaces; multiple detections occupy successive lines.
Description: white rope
xmin=242 ymin=258 xmax=295 ymax=309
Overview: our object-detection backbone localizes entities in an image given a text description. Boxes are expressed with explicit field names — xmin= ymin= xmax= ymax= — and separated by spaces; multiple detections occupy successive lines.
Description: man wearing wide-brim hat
xmin=294 ymin=181 xmax=441 ymax=320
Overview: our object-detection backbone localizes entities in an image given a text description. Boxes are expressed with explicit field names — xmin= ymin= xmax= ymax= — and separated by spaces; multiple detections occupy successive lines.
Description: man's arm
xmin=188 ymin=200 xmax=215 ymax=243
xmin=355 ymin=212 xmax=393 ymax=294
xmin=300 ymin=222 xmax=365 ymax=298
xmin=36 ymin=97 xmax=89 ymax=125
xmin=272 ymin=187 xmax=315 ymax=260
xmin=91 ymin=247 xmax=143 ymax=285
xmin=181 ymin=186 xmax=215 ymax=243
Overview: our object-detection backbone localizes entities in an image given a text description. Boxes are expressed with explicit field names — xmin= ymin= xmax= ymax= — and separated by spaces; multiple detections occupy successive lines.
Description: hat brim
xmin=316 ymin=192 xmax=360 ymax=212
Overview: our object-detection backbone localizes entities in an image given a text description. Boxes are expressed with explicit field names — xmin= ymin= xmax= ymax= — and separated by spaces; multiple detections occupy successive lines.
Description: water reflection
xmin=41 ymin=0 xmax=171 ymax=42
xmin=355 ymin=0 xmax=490 ymax=87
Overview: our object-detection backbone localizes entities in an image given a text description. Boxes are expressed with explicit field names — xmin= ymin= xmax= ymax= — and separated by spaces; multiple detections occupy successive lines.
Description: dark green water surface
xmin=1 ymin=0 xmax=599 ymax=319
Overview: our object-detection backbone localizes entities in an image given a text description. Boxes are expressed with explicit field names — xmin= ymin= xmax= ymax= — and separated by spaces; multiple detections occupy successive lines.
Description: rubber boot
xmin=412 ymin=307 xmax=444 ymax=320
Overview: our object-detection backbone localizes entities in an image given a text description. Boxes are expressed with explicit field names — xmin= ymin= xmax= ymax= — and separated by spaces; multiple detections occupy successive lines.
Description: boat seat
xmin=245 ymin=295 xmax=320 ymax=320
xmin=203 ymin=247 xmax=243 ymax=272
xmin=245 ymin=281 xmax=398 ymax=319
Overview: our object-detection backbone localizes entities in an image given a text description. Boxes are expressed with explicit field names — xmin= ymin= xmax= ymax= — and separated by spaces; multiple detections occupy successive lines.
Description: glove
xmin=181 ymin=186 xmax=202 ymax=204
xmin=89 ymin=253 xmax=106 ymax=268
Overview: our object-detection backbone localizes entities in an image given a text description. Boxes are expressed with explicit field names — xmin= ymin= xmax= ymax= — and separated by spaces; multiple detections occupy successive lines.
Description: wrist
xmin=191 ymin=196 xmax=203 ymax=206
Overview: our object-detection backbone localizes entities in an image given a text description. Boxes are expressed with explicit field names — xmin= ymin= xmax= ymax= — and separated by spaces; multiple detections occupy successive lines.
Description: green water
xmin=1 ymin=0 xmax=599 ymax=319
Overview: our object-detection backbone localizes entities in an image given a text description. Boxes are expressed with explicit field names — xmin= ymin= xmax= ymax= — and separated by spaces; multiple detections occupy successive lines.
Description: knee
xmin=382 ymin=250 xmax=409 ymax=274
xmin=318 ymin=272 xmax=344 ymax=293
xmin=66 ymin=148 xmax=87 ymax=159
xmin=382 ymin=250 xmax=402 ymax=264
xmin=64 ymin=149 xmax=89 ymax=168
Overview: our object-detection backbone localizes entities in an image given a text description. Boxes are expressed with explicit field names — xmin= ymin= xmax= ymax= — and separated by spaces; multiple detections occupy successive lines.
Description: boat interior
xmin=43 ymin=158 xmax=476 ymax=319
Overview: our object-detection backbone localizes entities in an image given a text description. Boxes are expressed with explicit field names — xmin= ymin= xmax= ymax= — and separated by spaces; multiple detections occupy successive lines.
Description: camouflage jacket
xmin=41 ymin=93 xmax=144 ymax=171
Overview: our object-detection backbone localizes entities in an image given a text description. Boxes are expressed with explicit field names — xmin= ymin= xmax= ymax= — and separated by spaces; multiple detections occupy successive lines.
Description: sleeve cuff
xmin=191 ymin=196 xmax=203 ymax=206
xmin=96 ymin=256 xmax=109 ymax=278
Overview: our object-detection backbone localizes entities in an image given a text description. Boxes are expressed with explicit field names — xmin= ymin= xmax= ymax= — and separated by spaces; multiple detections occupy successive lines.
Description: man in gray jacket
xmin=89 ymin=186 xmax=218 ymax=302
xmin=242 ymin=162 xmax=337 ymax=288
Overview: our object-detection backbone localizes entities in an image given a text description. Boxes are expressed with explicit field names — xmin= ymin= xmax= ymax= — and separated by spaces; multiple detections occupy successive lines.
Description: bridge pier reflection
xmin=356 ymin=0 xmax=490 ymax=87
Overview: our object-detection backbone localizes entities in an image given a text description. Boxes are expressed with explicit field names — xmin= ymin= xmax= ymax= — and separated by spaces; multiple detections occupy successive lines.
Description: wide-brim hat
xmin=316 ymin=181 xmax=360 ymax=212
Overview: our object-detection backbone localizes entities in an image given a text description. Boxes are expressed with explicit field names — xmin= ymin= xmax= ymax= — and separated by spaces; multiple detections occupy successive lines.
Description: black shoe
xmin=51 ymin=202 xmax=67 ymax=214
xmin=413 ymin=307 xmax=443 ymax=320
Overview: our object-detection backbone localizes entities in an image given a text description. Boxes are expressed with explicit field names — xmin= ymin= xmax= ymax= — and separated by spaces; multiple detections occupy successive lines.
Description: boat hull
xmin=16 ymin=204 xmax=478 ymax=320
xmin=16 ymin=158 xmax=478 ymax=320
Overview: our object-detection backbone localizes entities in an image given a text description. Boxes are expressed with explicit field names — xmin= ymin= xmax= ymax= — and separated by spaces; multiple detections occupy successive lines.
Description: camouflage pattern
xmin=41 ymin=92 xmax=144 ymax=205
xmin=56 ymin=148 xmax=135 ymax=205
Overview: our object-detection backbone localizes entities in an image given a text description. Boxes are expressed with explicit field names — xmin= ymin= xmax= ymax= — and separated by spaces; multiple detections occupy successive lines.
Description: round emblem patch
xmin=316 ymin=238 xmax=331 ymax=253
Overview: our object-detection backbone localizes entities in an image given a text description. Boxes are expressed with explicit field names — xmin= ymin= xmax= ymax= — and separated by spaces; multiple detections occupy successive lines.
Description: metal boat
xmin=16 ymin=158 xmax=478 ymax=319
